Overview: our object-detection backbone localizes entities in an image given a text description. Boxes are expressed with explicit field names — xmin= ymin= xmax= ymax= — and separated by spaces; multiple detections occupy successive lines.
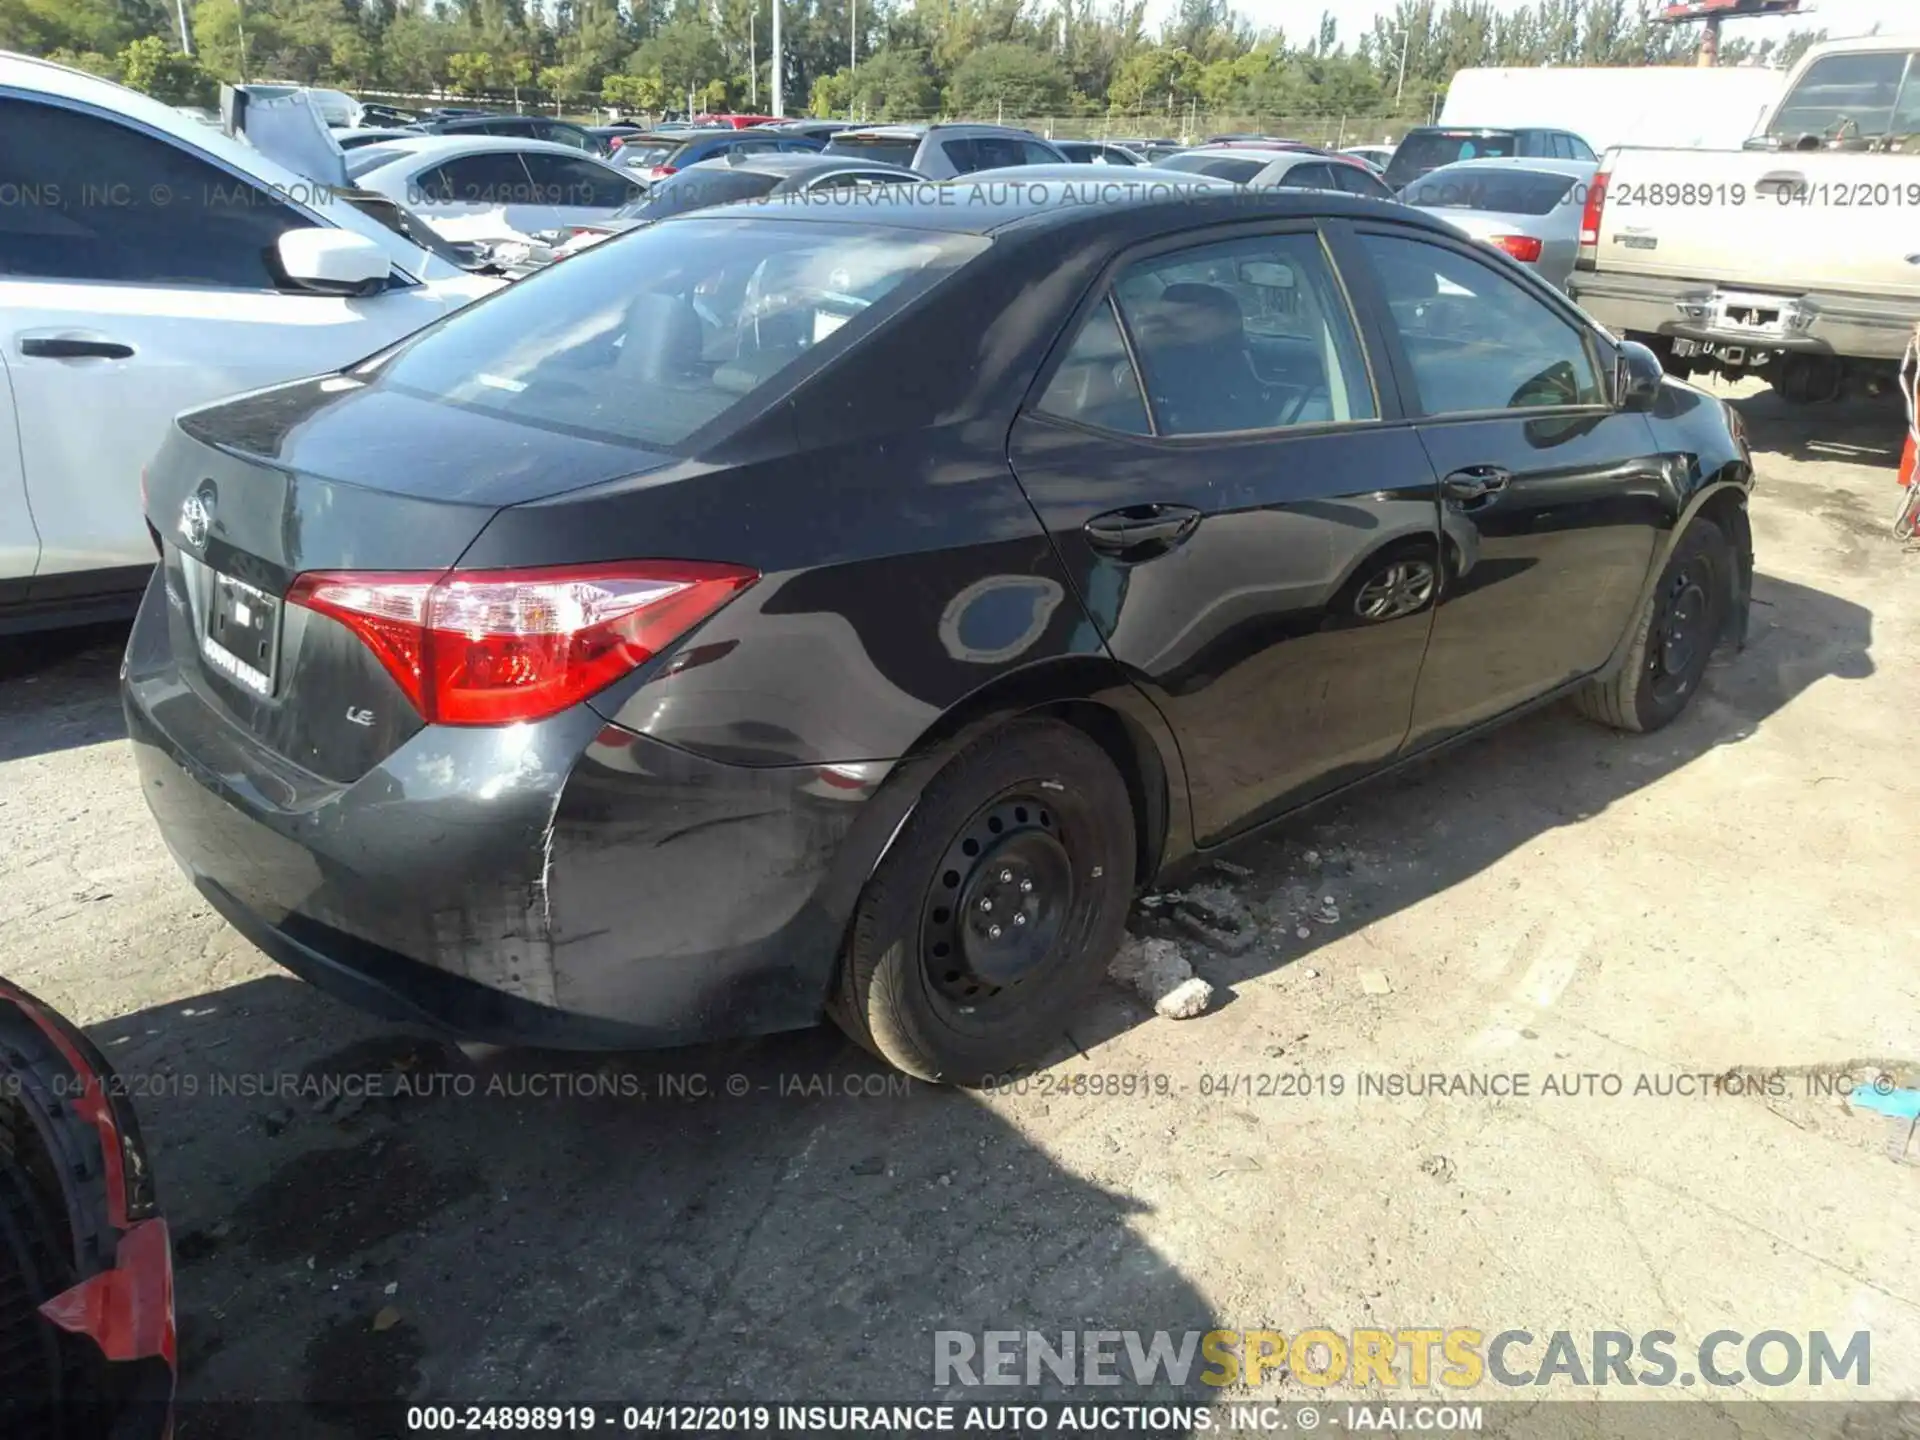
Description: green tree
xmin=948 ymin=41 xmax=1069 ymax=117
xmin=624 ymin=16 xmax=726 ymax=110
xmin=810 ymin=46 xmax=939 ymax=120
xmin=118 ymin=32 xmax=215 ymax=103
xmin=1107 ymin=43 xmax=1199 ymax=116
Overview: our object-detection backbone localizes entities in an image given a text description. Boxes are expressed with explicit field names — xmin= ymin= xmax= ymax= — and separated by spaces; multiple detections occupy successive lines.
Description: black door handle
xmin=21 ymin=337 xmax=135 ymax=360
xmin=1442 ymin=466 xmax=1513 ymax=503
xmin=1083 ymin=503 xmax=1202 ymax=560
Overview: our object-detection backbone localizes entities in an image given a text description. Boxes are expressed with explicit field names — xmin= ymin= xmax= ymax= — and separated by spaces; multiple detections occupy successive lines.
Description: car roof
xmin=681 ymin=151 xmax=915 ymax=178
xmin=955 ymin=164 xmax=1216 ymax=186
xmin=680 ymin=180 xmax=1440 ymax=241
xmin=354 ymin=135 xmax=614 ymax=163
xmin=1416 ymin=157 xmax=1598 ymax=178
xmin=1206 ymin=147 xmax=1355 ymax=166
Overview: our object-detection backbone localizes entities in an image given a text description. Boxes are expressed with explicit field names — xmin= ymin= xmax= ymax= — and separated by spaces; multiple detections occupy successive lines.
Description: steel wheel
xmin=919 ymin=791 xmax=1082 ymax=1024
xmin=1646 ymin=552 xmax=1714 ymax=707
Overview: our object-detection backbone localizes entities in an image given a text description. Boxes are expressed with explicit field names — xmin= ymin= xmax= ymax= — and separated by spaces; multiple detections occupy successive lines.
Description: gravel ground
xmin=2 ymin=381 xmax=1916 ymax=1433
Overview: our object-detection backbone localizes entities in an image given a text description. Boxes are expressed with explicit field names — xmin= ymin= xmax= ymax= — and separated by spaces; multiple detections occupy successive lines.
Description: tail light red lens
xmin=1492 ymin=233 xmax=1544 ymax=263
xmin=287 ymin=562 xmax=757 ymax=726
xmin=1577 ymin=167 xmax=1609 ymax=268
xmin=649 ymin=164 xmax=677 ymax=178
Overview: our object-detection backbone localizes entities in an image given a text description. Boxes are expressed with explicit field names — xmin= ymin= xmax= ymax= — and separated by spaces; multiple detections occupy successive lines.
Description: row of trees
xmin=0 ymin=0 xmax=1831 ymax=121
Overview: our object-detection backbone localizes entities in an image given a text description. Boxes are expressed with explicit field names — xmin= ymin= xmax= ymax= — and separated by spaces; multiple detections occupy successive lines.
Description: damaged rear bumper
xmin=124 ymin=659 xmax=886 ymax=1051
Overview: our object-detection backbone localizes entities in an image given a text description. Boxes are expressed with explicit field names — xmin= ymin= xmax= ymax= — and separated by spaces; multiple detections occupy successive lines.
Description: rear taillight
xmin=286 ymin=562 xmax=757 ymax=726
xmin=1492 ymin=233 xmax=1543 ymax=263
xmin=1576 ymin=166 xmax=1609 ymax=270
xmin=648 ymin=164 xmax=677 ymax=178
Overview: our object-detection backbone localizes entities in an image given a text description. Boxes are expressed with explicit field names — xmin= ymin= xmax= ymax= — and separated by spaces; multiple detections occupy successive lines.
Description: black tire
xmin=830 ymin=719 xmax=1136 ymax=1086
xmin=1574 ymin=517 xmax=1731 ymax=733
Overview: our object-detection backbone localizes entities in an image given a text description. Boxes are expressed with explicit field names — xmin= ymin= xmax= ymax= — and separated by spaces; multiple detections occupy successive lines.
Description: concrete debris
xmin=1209 ymin=858 xmax=1253 ymax=879
xmin=1296 ymin=926 xmax=1312 ymax=940
xmin=1358 ymin=969 xmax=1393 ymax=996
xmin=1302 ymin=968 xmax=1319 ymax=979
xmin=1109 ymin=937 xmax=1215 ymax=1019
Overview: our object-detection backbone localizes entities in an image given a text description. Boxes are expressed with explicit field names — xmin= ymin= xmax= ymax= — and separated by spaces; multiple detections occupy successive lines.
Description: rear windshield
xmin=1155 ymin=153 xmax=1265 ymax=183
xmin=1765 ymin=49 xmax=1920 ymax=142
xmin=619 ymin=141 xmax=681 ymax=168
xmin=639 ymin=168 xmax=781 ymax=218
xmin=1402 ymin=167 xmax=1580 ymax=215
xmin=345 ymin=146 xmax=407 ymax=178
xmin=824 ymin=135 xmax=922 ymax=167
xmin=1385 ymin=130 xmax=1517 ymax=184
xmin=357 ymin=217 xmax=988 ymax=450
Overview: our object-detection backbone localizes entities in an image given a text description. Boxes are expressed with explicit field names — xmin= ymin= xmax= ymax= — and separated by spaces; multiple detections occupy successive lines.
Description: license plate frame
xmin=1708 ymin=290 xmax=1793 ymax=338
xmin=200 ymin=571 xmax=281 ymax=697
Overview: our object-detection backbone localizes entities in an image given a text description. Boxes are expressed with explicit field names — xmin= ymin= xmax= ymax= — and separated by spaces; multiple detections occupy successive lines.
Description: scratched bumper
xmin=123 ymin=590 xmax=880 ymax=1050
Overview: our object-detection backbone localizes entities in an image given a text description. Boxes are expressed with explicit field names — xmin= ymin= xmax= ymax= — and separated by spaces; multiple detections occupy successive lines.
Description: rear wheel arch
xmin=893 ymin=662 xmax=1181 ymax=891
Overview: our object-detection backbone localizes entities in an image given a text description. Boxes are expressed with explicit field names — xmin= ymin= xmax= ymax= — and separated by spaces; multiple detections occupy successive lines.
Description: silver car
xmin=1152 ymin=146 xmax=1396 ymax=200
xmin=1398 ymin=157 xmax=1597 ymax=293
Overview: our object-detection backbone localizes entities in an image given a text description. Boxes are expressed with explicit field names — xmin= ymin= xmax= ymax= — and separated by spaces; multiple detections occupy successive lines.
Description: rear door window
xmin=416 ymin=152 xmax=535 ymax=203
xmin=520 ymin=153 xmax=639 ymax=208
xmin=1110 ymin=231 xmax=1377 ymax=436
xmin=1035 ymin=298 xmax=1150 ymax=435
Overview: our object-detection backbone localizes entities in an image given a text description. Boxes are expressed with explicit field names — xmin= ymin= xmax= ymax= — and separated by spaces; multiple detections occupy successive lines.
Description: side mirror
xmin=1616 ymin=339 xmax=1665 ymax=412
xmin=276 ymin=229 xmax=390 ymax=296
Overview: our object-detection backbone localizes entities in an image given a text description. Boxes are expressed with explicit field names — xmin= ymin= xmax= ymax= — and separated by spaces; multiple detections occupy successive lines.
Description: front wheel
xmin=830 ymin=719 xmax=1136 ymax=1085
xmin=1574 ymin=517 xmax=1731 ymax=733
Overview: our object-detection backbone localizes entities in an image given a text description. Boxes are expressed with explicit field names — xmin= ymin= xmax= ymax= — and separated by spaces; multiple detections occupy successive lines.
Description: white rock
xmin=1108 ymin=937 xmax=1214 ymax=1019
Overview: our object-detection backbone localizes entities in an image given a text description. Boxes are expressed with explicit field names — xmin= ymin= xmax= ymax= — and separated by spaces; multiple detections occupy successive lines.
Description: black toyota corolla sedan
xmin=125 ymin=185 xmax=1754 ymax=1085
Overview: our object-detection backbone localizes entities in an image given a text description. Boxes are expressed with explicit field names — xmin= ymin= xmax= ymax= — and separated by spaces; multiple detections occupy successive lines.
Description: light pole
xmin=1393 ymin=27 xmax=1410 ymax=111
xmin=851 ymin=0 xmax=857 ymax=74
xmin=750 ymin=7 xmax=757 ymax=107
xmin=175 ymin=0 xmax=192 ymax=54
xmin=771 ymin=0 xmax=783 ymax=116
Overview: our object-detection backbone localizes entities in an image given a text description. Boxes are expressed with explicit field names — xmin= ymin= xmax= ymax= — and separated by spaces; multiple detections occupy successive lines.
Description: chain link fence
xmin=355 ymin=89 xmax=1428 ymax=149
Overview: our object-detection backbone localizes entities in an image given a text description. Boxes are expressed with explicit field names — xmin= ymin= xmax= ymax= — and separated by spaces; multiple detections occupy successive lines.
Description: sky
xmin=1194 ymin=0 xmax=1918 ymax=47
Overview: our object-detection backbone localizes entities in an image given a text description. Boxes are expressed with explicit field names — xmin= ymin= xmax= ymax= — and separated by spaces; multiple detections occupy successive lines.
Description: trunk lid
xmin=142 ymin=376 xmax=668 ymax=783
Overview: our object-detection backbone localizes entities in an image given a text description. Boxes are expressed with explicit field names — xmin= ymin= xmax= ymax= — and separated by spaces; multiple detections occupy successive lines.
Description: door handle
xmin=20 ymin=337 xmax=135 ymax=360
xmin=1083 ymin=503 xmax=1202 ymax=560
xmin=1756 ymin=169 xmax=1806 ymax=195
xmin=1442 ymin=466 xmax=1512 ymax=504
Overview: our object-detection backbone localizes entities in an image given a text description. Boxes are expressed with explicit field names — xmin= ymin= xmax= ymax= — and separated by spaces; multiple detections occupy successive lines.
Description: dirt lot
xmin=2 ymin=380 xmax=1916 ymax=1432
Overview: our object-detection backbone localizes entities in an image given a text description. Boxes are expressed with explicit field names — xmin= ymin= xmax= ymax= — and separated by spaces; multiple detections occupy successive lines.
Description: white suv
xmin=0 ymin=54 xmax=501 ymax=634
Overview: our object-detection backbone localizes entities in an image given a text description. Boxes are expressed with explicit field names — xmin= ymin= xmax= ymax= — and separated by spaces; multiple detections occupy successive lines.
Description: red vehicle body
xmin=1 ymin=978 xmax=174 ymax=1439
xmin=695 ymin=113 xmax=780 ymax=129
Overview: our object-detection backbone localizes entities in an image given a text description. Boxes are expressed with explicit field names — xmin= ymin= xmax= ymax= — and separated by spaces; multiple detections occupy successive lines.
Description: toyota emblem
xmin=178 ymin=485 xmax=215 ymax=549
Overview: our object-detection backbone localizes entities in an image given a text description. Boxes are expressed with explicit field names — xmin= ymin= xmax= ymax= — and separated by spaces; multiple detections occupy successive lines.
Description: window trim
xmin=1339 ymin=219 xmax=1619 ymax=426
xmin=0 ymin=85 xmax=422 ymax=292
xmin=1019 ymin=217 xmax=1400 ymax=448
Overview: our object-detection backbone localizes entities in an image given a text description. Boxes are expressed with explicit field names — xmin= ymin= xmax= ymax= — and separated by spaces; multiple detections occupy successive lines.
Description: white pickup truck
xmin=1568 ymin=35 xmax=1920 ymax=403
